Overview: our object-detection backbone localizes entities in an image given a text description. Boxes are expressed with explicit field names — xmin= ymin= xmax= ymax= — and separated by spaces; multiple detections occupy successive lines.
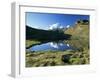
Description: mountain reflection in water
xmin=28 ymin=41 xmax=76 ymax=52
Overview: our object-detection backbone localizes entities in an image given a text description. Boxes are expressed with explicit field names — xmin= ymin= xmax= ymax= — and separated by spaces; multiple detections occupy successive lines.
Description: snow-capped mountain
xmin=49 ymin=23 xmax=70 ymax=31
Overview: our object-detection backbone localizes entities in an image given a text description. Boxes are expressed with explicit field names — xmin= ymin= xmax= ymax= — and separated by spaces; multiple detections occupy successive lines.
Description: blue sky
xmin=26 ymin=12 xmax=89 ymax=30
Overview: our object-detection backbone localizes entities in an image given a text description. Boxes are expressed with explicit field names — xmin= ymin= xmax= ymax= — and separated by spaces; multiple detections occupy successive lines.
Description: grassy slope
xmin=26 ymin=50 xmax=89 ymax=67
xmin=65 ymin=24 xmax=89 ymax=50
xmin=26 ymin=23 xmax=89 ymax=67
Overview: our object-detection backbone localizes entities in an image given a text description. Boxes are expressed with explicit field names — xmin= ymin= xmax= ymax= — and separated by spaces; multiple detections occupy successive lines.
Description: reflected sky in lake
xmin=28 ymin=41 xmax=76 ymax=52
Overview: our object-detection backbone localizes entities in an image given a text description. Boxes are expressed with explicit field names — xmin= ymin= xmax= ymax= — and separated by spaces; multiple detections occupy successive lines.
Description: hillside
xmin=64 ymin=21 xmax=89 ymax=50
xmin=26 ymin=25 xmax=71 ymax=41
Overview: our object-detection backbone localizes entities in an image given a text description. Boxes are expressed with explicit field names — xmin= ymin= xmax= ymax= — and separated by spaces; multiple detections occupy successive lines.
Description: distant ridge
xmin=26 ymin=25 xmax=71 ymax=41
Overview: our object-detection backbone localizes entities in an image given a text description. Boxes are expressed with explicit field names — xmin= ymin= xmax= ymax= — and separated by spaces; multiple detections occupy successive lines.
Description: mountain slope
xmin=64 ymin=21 xmax=89 ymax=50
xmin=26 ymin=25 xmax=71 ymax=41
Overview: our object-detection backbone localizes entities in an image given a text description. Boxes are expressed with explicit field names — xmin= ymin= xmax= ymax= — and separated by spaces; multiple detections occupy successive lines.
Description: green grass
xmin=26 ymin=49 xmax=89 ymax=67
xmin=64 ymin=24 xmax=89 ymax=50
xmin=26 ymin=40 xmax=41 ymax=48
xmin=25 ymin=22 xmax=89 ymax=67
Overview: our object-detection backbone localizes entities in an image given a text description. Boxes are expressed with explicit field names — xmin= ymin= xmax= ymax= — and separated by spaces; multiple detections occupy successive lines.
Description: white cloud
xmin=59 ymin=26 xmax=63 ymax=29
xmin=59 ymin=43 xmax=63 ymax=46
xmin=50 ymin=42 xmax=59 ymax=48
xmin=34 ymin=26 xmax=39 ymax=29
xmin=49 ymin=23 xmax=70 ymax=30
xmin=49 ymin=23 xmax=59 ymax=30
xmin=65 ymin=25 xmax=70 ymax=28
xmin=67 ymin=44 xmax=70 ymax=47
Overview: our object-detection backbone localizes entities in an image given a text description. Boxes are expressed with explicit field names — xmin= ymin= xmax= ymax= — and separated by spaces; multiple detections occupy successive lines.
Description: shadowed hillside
xmin=26 ymin=25 xmax=71 ymax=41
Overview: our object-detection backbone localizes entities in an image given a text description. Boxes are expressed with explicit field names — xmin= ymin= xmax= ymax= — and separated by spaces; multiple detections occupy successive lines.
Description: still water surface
xmin=28 ymin=41 xmax=76 ymax=52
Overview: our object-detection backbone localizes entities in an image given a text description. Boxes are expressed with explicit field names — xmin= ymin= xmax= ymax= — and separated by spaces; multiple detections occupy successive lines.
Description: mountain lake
xmin=28 ymin=41 xmax=76 ymax=52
